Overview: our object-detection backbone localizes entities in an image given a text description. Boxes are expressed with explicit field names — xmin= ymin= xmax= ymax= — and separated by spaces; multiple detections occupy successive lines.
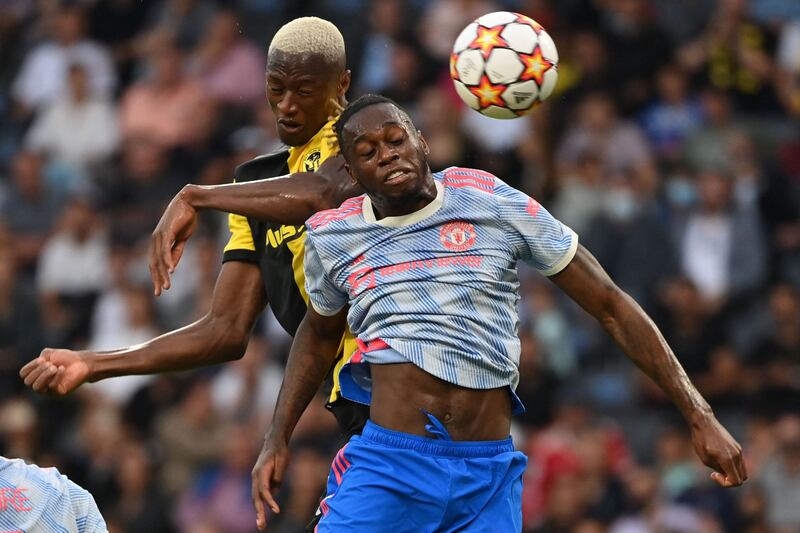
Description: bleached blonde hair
xmin=268 ymin=17 xmax=346 ymax=70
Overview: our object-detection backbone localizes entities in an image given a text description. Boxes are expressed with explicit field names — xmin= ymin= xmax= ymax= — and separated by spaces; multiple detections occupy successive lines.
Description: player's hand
xmin=252 ymin=434 xmax=290 ymax=530
xmin=149 ymin=186 xmax=199 ymax=296
xmin=690 ymin=415 xmax=747 ymax=488
xmin=20 ymin=348 xmax=92 ymax=396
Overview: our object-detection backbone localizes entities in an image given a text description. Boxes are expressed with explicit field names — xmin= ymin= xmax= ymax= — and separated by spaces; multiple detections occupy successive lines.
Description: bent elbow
xmin=205 ymin=317 xmax=251 ymax=362
xmin=221 ymin=327 xmax=251 ymax=361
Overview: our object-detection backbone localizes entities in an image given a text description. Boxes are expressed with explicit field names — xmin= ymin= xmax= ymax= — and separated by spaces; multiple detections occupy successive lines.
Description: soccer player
xmin=21 ymin=17 xmax=368 ymax=460
xmin=252 ymin=95 xmax=747 ymax=532
xmin=0 ymin=456 xmax=108 ymax=532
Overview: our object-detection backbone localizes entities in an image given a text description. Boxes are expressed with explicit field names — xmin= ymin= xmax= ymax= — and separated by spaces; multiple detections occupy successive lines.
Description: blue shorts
xmin=315 ymin=418 xmax=527 ymax=533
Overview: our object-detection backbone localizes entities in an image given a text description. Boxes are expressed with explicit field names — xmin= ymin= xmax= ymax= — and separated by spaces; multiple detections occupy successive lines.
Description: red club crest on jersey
xmin=440 ymin=221 xmax=476 ymax=251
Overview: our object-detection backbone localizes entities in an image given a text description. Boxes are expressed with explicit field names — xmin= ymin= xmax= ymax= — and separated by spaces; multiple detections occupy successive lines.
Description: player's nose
xmin=277 ymin=92 xmax=299 ymax=115
xmin=377 ymin=143 xmax=399 ymax=165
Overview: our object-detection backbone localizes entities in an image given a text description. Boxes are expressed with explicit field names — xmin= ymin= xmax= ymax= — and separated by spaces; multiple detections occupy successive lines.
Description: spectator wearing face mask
xmin=582 ymin=171 xmax=679 ymax=311
xmin=671 ymin=167 xmax=767 ymax=313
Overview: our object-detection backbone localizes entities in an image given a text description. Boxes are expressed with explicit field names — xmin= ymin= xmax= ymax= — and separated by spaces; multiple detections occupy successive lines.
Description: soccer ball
xmin=450 ymin=11 xmax=559 ymax=119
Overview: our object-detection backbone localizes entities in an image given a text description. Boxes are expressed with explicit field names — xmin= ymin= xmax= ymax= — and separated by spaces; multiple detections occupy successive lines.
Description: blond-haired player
xmin=22 ymin=17 xmax=365 ymax=531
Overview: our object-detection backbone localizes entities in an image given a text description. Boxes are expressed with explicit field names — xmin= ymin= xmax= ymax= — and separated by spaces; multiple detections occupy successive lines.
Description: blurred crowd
xmin=0 ymin=0 xmax=799 ymax=532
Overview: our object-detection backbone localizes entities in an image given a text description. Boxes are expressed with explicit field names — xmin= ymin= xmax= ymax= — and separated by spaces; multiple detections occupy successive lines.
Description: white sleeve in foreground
xmin=304 ymin=233 xmax=348 ymax=316
xmin=495 ymin=180 xmax=579 ymax=276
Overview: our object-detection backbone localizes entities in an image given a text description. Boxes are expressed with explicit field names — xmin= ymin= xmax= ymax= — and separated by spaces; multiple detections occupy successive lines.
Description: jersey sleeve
xmin=304 ymin=232 xmax=348 ymax=316
xmin=222 ymin=212 xmax=259 ymax=263
xmin=495 ymin=179 xmax=578 ymax=276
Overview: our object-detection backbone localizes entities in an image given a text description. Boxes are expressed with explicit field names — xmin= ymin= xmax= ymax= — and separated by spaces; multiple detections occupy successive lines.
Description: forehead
xmin=344 ymin=103 xmax=410 ymax=139
xmin=267 ymin=50 xmax=336 ymax=83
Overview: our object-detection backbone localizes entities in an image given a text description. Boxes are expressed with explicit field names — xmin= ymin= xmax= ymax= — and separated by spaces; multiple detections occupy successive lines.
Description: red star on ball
xmin=468 ymin=25 xmax=508 ymax=58
xmin=518 ymin=47 xmax=554 ymax=85
xmin=515 ymin=14 xmax=544 ymax=33
xmin=449 ymin=52 xmax=459 ymax=80
xmin=469 ymin=75 xmax=506 ymax=108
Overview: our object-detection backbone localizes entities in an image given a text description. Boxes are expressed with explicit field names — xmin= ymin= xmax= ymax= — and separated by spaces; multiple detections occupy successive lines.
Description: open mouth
xmin=385 ymin=169 xmax=413 ymax=184
xmin=278 ymin=120 xmax=302 ymax=134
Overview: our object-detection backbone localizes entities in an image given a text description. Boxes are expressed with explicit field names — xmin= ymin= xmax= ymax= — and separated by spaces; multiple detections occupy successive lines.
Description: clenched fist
xmin=20 ymin=348 xmax=92 ymax=396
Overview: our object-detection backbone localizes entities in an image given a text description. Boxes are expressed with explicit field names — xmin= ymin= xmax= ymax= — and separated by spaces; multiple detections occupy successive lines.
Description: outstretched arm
xmin=21 ymin=262 xmax=267 ymax=394
xmin=251 ymin=305 xmax=346 ymax=530
xmin=150 ymin=155 xmax=362 ymax=294
xmin=549 ymin=245 xmax=747 ymax=488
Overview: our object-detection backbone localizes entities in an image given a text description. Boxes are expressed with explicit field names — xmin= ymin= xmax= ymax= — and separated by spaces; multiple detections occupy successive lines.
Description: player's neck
xmin=370 ymin=177 xmax=438 ymax=219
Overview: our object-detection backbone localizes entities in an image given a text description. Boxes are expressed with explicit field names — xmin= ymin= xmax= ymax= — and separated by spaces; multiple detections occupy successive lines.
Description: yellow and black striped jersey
xmin=222 ymin=119 xmax=359 ymax=406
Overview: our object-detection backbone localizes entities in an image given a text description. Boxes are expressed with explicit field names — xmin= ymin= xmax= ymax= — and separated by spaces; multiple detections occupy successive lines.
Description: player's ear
xmin=418 ymin=131 xmax=430 ymax=156
xmin=338 ymin=70 xmax=351 ymax=102
xmin=345 ymin=162 xmax=358 ymax=185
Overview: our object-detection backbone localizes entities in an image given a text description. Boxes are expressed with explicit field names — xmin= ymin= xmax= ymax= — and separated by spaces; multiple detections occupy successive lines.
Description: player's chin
xmin=382 ymin=174 xmax=421 ymax=197
xmin=277 ymin=126 xmax=310 ymax=147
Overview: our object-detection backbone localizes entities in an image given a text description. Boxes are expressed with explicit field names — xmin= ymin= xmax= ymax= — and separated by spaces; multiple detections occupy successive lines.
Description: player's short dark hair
xmin=334 ymin=94 xmax=408 ymax=154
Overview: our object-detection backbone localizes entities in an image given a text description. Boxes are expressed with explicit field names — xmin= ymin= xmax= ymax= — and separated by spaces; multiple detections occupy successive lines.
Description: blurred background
xmin=0 ymin=0 xmax=798 ymax=531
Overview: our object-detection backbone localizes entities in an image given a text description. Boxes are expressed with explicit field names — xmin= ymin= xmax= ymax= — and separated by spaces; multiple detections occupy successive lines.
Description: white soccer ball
xmin=450 ymin=11 xmax=559 ymax=119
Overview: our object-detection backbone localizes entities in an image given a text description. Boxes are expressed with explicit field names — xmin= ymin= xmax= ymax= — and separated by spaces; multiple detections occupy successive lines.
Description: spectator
xmin=147 ymin=0 xmax=217 ymax=50
xmin=0 ymin=151 xmax=63 ymax=271
xmin=25 ymin=62 xmax=119 ymax=175
xmin=155 ymin=378 xmax=227 ymax=498
xmin=677 ymin=0 xmax=781 ymax=114
xmin=175 ymin=424 xmax=259 ymax=533
xmin=523 ymin=397 xmax=631 ymax=527
xmin=514 ymin=330 xmax=561 ymax=431
xmin=418 ymin=0 xmax=499 ymax=61
xmin=756 ymin=415 xmax=800 ymax=531
xmin=10 ymin=4 xmax=115 ymax=113
xmin=189 ymin=10 xmax=265 ymax=106
xmin=521 ymin=280 xmax=578 ymax=378
xmin=414 ymin=86 xmax=474 ymax=170
xmin=776 ymin=19 xmax=800 ymax=117
xmin=356 ymin=0 xmax=409 ymax=94
xmin=211 ymin=335 xmax=283 ymax=423
xmin=37 ymin=197 xmax=109 ymax=346
xmin=551 ymin=150 xmax=606 ymax=236
xmin=86 ymin=285 xmax=159 ymax=405
xmin=555 ymin=30 xmax=612 ymax=106
xmin=228 ymin=103 xmax=283 ymax=164
xmin=87 ymin=0 xmax=155 ymax=88
xmin=101 ymin=137 xmax=187 ymax=246
xmin=598 ymin=0 xmax=674 ymax=113
xmin=119 ymin=35 xmax=209 ymax=149
xmin=655 ymin=277 xmax=723 ymax=376
xmin=683 ymin=88 xmax=747 ymax=172
xmin=609 ymin=467 xmax=712 ymax=533
xmin=0 ymin=247 xmax=42 ymax=400
xmin=672 ymin=167 xmax=766 ymax=310
xmin=380 ymin=40 xmax=428 ymax=110
xmin=0 ymin=398 xmax=38 ymax=461
xmin=557 ymin=92 xmax=657 ymax=193
xmin=639 ymin=64 xmax=704 ymax=162
xmin=748 ymin=285 xmax=800 ymax=418
xmin=582 ymin=170 xmax=679 ymax=309
xmin=110 ymin=440 xmax=175 ymax=532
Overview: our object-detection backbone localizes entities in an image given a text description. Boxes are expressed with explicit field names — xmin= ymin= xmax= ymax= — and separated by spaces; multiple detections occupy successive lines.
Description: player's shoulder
xmin=234 ymin=148 xmax=291 ymax=183
xmin=306 ymin=195 xmax=366 ymax=232
xmin=1 ymin=456 xmax=67 ymax=490
xmin=440 ymin=166 xmax=504 ymax=195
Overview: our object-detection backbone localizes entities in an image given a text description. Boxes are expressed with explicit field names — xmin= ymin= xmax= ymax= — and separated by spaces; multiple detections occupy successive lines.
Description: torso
xmin=369 ymin=362 xmax=511 ymax=441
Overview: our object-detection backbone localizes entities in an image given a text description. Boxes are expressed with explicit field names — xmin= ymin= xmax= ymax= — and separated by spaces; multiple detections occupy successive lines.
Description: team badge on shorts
xmin=440 ymin=221 xmax=476 ymax=251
